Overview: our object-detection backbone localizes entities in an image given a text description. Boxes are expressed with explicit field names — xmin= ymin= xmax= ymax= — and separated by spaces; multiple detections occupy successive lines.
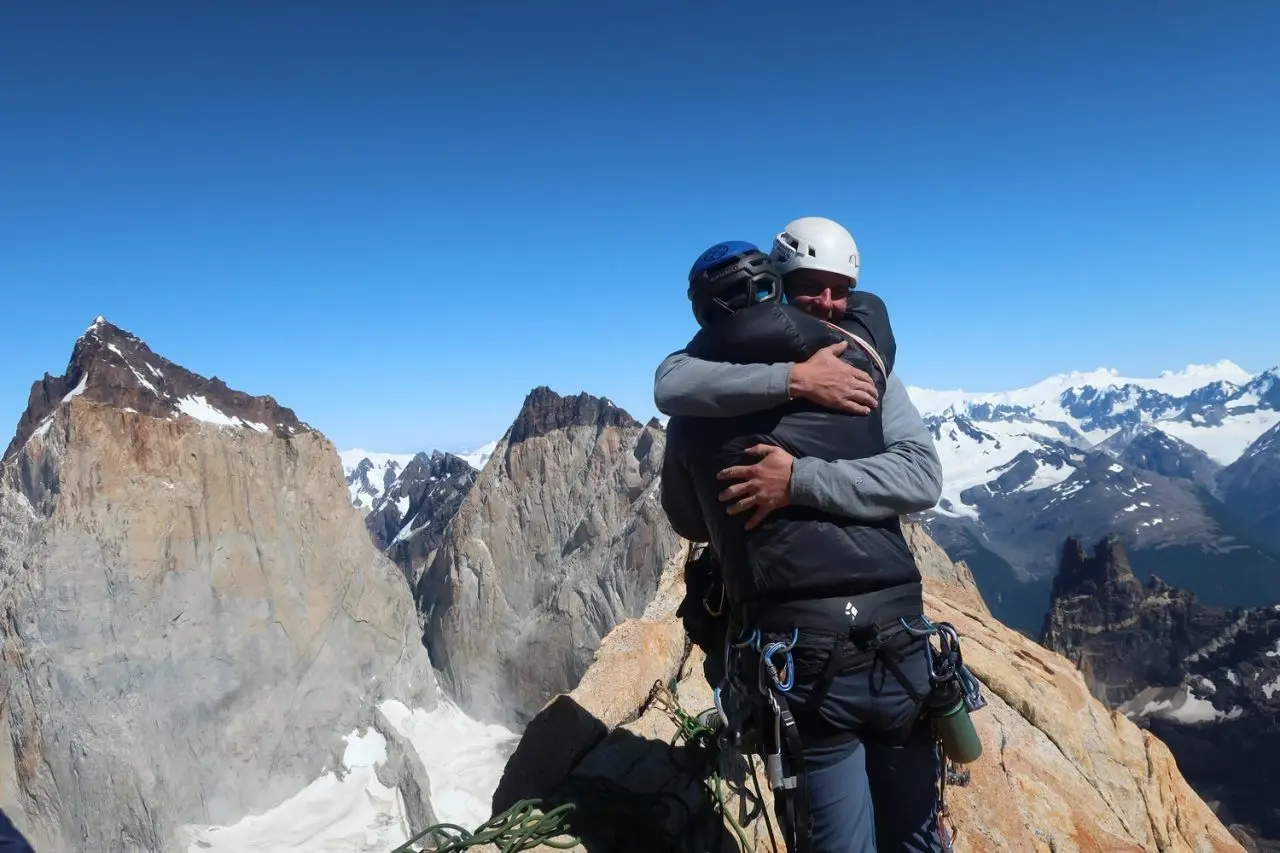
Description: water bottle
xmin=927 ymin=678 xmax=983 ymax=764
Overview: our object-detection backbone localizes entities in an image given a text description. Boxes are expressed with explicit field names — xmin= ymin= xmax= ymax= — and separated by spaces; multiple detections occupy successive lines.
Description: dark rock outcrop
xmin=1041 ymin=534 xmax=1237 ymax=706
xmin=4 ymin=316 xmax=308 ymax=462
xmin=1042 ymin=533 xmax=1280 ymax=846
xmin=507 ymin=386 xmax=641 ymax=445
xmin=1219 ymin=423 xmax=1280 ymax=551
xmin=380 ymin=451 xmax=478 ymax=585
xmin=1121 ymin=429 xmax=1223 ymax=493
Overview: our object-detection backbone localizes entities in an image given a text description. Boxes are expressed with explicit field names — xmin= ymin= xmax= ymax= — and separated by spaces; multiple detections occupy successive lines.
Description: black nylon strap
xmin=872 ymin=634 xmax=926 ymax=704
xmin=773 ymin=692 xmax=813 ymax=853
xmin=800 ymin=633 xmax=847 ymax=721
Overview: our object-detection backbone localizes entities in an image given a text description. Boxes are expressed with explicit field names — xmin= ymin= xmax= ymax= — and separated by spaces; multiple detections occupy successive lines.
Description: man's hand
xmin=717 ymin=444 xmax=795 ymax=530
xmin=788 ymin=341 xmax=879 ymax=415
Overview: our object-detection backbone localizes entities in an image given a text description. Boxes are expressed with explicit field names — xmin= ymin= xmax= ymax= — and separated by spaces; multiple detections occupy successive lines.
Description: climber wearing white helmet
xmin=770 ymin=215 xmax=863 ymax=322
xmin=654 ymin=216 xmax=953 ymax=853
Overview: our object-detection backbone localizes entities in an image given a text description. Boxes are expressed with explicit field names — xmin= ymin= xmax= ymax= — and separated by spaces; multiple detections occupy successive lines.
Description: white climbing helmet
xmin=769 ymin=216 xmax=861 ymax=284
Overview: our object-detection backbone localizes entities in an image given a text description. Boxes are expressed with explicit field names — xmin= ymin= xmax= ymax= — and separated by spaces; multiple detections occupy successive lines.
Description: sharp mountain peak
xmin=4 ymin=315 xmax=312 ymax=462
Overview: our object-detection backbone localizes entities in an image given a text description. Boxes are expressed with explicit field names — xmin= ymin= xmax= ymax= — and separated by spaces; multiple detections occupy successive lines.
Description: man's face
xmin=785 ymin=270 xmax=851 ymax=322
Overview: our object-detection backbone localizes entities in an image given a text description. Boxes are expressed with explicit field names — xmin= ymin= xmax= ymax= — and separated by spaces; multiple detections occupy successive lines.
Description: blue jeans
xmin=800 ymin=723 xmax=946 ymax=853
xmin=768 ymin=631 xmax=947 ymax=853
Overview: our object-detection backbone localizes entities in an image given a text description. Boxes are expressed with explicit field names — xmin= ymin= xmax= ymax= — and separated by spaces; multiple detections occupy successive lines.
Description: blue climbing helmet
xmin=686 ymin=240 xmax=783 ymax=328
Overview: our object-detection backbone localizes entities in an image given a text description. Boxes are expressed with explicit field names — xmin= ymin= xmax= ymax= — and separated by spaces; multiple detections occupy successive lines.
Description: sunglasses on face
xmin=787 ymin=278 xmax=852 ymax=300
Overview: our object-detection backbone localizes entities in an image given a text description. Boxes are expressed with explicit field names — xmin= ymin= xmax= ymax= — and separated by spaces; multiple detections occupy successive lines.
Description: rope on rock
xmin=389 ymin=680 xmax=764 ymax=853
xmin=388 ymin=798 xmax=579 ymax=853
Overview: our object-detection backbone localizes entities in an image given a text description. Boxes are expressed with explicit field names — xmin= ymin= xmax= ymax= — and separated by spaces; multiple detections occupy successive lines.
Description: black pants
xmin=758 ymin=630 xmax=946 ymax=853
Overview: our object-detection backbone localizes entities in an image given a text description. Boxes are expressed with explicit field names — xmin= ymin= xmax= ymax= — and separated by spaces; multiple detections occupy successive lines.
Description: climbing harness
xmin=710 ymin=602 xmax=989 ymax=853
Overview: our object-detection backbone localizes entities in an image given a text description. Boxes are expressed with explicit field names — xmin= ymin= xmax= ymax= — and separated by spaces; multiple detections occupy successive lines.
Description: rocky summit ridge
xmin=4 ymin=316 xmax=309 ymax=463
xmin=481 ymin=526 xmax=1244 ymax=853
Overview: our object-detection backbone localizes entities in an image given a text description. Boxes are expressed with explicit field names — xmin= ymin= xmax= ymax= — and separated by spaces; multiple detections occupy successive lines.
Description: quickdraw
xmin=709 ymin=622 xmax=811 ymax=853
xmin=899 ymin=615 xmax=988 ymax=714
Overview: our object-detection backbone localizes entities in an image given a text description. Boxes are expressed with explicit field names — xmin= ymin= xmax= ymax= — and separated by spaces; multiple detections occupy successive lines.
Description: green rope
xmin=390 ymin=680 xmax=766 ymax=853
xmin=389 ymin=798 xmax=579 ymax=853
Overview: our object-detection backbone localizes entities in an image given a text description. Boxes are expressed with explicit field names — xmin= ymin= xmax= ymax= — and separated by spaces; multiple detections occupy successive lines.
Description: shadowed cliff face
xmin=0 ymin=318 xmax=439 ymax=853
xmin=419 ymin=386 xmax=680 ymax=728
xmin=483 ymin=525 xmax=1243 ymax=853
xmin=1043 ymin=534 xmax=1280 ymax=848
xmin=361 ymin=450 xmax=478 ymax=588
xmin=1218 ymin=422 xmax=1280 ymax=551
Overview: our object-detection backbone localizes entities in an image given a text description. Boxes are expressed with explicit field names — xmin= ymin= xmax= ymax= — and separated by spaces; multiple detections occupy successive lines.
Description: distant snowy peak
xmin=909 ymin=360 xmax=1256 ymax=419
xmin=340 ymin=450 xmax=417 ymax=514
xmin=910 ymin=361 xmax=1280 ymax=470
xmin=456 ymin=440 xmax=498 ymax=473
xmin=339 ymin=441 xmax=494 ymax=516
xmin=5 ymin=316 xmax=311 ymax=461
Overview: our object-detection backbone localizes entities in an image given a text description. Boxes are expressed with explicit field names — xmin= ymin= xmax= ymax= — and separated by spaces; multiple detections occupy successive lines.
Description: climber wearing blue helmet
xmin=684 ymin=240 xmax=784 ymax=328
xmin=660 ymin=234 xmax=959 ymax=853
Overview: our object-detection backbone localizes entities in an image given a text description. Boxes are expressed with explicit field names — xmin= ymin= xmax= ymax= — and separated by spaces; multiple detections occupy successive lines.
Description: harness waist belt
xmin=741 ymin=582 xmax=924 ymax=635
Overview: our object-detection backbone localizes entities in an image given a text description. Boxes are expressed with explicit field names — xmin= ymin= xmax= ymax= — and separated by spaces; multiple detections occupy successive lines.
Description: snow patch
xmin=129 ymin=366 xmax=159 ymax=395
xmin=339 ymin=450 xmax=418 ymax=513
xmin=179 ymin=686 xmax=517 ymax=851
xmin=377 ymin=696 xmax=520 ymax=832
xmin=61 ymin=374 xmax=88 ymax=403
xmin=1013 ymin=458 xmax=1075 ymax=493
xmin=180 ymin=727 xmax=407 ymax=852
xmin=1122 ymin=685 xmax=1231 ymax=724
xmin=1159 ymin=410 xmax=1280 ymax=466
xmin=457 ymin=440 xmax=498 ymax=472
xmin=929 ymin=418 xmax=1073 ymax=515
xmin=342 ymin=729 xmax=388 ymax=768
xmin=176 ymin=395 xmax=271 ymax=432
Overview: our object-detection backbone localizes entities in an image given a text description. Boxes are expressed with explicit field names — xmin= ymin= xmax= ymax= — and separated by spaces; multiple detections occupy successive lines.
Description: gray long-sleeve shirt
xmin=653 ymin=351 xmax=943 ymax=521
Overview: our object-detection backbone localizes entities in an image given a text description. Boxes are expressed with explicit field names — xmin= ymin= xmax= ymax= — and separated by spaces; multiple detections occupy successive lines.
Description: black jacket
xmin=660 ymin=294 xmax=922 ymax=608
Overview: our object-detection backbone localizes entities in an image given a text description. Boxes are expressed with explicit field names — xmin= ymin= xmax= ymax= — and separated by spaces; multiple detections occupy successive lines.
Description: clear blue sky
xmin=3 ymin=2 xmax=1277 ymax=454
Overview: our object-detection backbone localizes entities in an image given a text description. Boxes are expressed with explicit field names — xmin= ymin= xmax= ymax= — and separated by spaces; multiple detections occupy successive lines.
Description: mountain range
xmin=345 ymin=359 xmax=1280 ymax=637
xmin=906 ymin=360 xmax=1280 ymax=634
xmin=0 ymin=316 xmax=1253 ymax=852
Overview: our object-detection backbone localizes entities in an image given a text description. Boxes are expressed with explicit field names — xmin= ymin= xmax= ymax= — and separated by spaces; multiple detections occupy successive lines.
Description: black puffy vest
xmin=666 ymin=294 xmax=922 ymax=607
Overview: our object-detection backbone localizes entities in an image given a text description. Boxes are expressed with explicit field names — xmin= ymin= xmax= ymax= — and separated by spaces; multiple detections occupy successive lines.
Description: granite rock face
xmin=0 ymin=319 xmax=439 ymax=853
xmin=419 ymin=387 xmax=682 ymax=728
xmin=482 ymin=524 xmax=1243 ymax=853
